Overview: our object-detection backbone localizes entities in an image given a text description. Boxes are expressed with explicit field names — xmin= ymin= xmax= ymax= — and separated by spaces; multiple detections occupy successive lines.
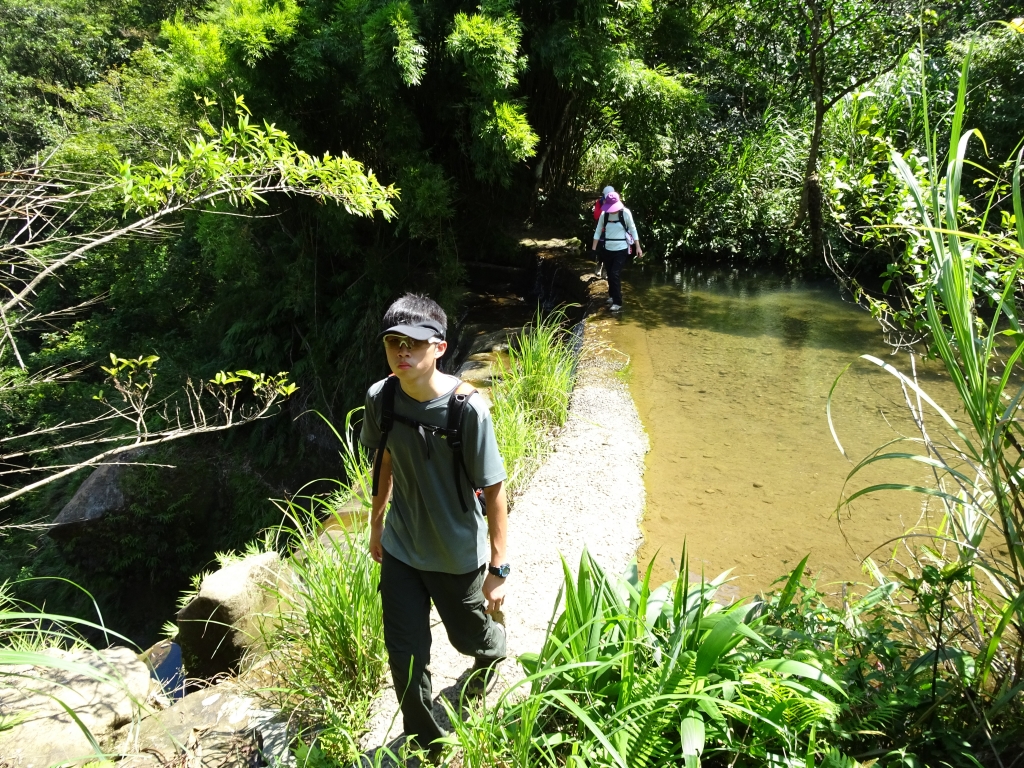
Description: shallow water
xmin=605 ymin=264 xmax=959 ymax=594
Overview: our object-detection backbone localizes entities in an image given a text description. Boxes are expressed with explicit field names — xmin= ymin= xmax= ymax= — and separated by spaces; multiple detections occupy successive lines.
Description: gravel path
xmin=360 ymin=323 xmax=648 ymax=755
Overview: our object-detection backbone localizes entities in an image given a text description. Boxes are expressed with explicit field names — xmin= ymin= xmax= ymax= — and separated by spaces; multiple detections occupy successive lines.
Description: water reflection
xmin=605 ymin=263 xmax=957 ymax=594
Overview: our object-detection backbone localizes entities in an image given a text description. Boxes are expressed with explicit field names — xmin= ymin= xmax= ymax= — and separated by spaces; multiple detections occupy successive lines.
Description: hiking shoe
xmin=465 ymin=656 xmax=501 ymax=698
xmin=610 ymin=304 xmax=622 ymax=311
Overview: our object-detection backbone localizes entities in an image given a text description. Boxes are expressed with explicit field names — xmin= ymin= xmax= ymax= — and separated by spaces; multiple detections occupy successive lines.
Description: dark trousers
xmin=379 ymin=549 xmax=506 ymax=747
xmin=602 ymin=248 xmax=629 ymax=305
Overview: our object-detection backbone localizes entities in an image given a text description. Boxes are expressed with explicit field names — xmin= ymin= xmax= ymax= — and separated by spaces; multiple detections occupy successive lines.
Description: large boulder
xmin=117 ymin=681 xmax=290 ymax=768
xmin=48 ymin=463 xmax=128 ymax=539
xmin=0 ymin=646 xmax=158 ymax=766
xmin=176 ymin=551 xmax=282 ymax=678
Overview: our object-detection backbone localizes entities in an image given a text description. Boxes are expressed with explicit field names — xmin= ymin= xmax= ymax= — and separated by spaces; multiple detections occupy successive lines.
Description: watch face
xmin=498 ymin=564 xmax=511 ymax=578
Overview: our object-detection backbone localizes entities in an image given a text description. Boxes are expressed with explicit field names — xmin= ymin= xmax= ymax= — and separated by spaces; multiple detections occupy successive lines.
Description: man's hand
xmin=369 ymin=522 xmax=384 ymax=564
xmin=483 ymin=572 xmax=506 ymax=614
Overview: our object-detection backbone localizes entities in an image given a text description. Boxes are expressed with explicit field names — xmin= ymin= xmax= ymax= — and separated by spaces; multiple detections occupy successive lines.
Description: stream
xmin=605 ymin=263 xmax=959 ymax=594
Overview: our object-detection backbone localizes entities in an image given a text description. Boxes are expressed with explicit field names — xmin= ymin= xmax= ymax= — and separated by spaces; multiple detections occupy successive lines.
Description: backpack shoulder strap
xmin=370 ymin=375 xmax=400 ymax=497
xmin=445 ymin=382 xmax=478 ymax=513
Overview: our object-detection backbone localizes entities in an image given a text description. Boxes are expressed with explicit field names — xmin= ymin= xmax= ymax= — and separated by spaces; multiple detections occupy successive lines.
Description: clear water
xmin=604 ymin=264 xmax=957 ymax=593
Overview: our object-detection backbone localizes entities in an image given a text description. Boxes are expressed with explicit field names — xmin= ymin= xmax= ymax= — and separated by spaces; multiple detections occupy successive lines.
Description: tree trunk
xmin=806 ymin=100 xmax=826 ymax=263
xmin=528 ymin=91 xmax=575 ymax=219
xmin=797 ymin=0 xmax=826 ymax=264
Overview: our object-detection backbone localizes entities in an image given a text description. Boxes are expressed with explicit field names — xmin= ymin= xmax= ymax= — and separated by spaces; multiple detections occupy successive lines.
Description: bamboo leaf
xmin=775 ymin=554 xmax=809 ymax=615
xmin=842 ymin=482 xmax=969 ymax=508
xmin=827 ymin=363 xmax=854 ymax=459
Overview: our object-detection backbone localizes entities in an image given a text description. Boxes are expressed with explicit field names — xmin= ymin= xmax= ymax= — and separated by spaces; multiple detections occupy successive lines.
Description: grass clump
xmin=435 ymin=550 xmax=1024 ymax=766
xmin=491 ymin=306 xmax=579 ymax=496
xmin=248 ymin=415 xmax=386 ymax=760
xmin=253 ymin=500 xmax=385 ymax=758
xmin=439 ymin=549 xmax=848 ymax=767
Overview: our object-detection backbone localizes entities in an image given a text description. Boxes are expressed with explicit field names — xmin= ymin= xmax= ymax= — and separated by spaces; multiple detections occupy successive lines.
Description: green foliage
xmin=491 ymin=307 xmax=577 ymax=497
xmin=763 ymin=556 xmax=1024 ymax=764
xmin=206 ymin=0 xmax=300 ymax=67
xmin=470 ymin=100 xmax=539 ymax=187
xmin=447 ymin=11 xmax=536 ymax=186
xmin=362 ymin=1 xmax=426 ymax=88
xmin=446 ymin=12 xmax=525 ymax=96
xmin=116 ymin=95 xmax=398 ymax=219
xmin=0 ymin=0 xmax=136 ymax=169
xmin=252 ymin=494 xmax=386 ymax=760
xmin=440 ymin=549 xmax=845 ymax=767
xmin=825 ymin=41 xmax=1024 ymax=763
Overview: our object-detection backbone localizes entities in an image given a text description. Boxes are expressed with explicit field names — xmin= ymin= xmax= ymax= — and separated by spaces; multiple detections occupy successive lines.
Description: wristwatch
xmin=488 ymin=563 xmax=511 ymax=578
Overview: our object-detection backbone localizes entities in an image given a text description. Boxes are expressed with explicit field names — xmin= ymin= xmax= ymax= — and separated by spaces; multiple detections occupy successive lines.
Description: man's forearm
xmin=484 ymin=481 xmax=508 ymax=565
xmin=371 ymin=450 xmax=392 ymax=526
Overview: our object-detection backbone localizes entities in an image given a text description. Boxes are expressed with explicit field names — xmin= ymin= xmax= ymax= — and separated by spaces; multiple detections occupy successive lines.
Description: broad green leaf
xmin=775 ymin=554 xmax=809 ymax=614
xmin=755 ymin=659 xmax=845 ymax=694
xmin=695 ymin=611 xmax=742 ymax=677
xmin=679 ymin=712 xmax=705 ymax=757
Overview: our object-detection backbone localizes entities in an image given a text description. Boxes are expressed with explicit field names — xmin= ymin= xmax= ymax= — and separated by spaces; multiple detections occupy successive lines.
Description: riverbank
xmin=361 ymin=320 xmax=649 ymax=753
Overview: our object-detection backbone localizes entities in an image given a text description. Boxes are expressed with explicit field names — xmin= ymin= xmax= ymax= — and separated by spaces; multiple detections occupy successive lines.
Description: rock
xmin=48 ymin=463 xmax=128 ymax=539
xmin=465 ymin=327 xmax=518 ymax=358
xmin=176 ymin=552 xmax=282 ymax=678
xmin=0 ymin=646 xmax=158 ymax=766
xmin=457 ymin=358 xmax=495 ymax=386
xmin=117 ymin=681 xmax=290 ymax=767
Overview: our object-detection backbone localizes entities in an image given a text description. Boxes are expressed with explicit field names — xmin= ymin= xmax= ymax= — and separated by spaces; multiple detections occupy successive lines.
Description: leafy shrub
xmin=441 ymin=550 xmax=847 ymax=767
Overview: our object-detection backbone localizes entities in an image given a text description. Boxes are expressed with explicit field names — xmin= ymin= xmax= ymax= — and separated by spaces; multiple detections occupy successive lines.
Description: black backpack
xmin=600 ymin=209 xmax=630 ymax=245
xmin=369 ymin=376 xmax=481 ymax=513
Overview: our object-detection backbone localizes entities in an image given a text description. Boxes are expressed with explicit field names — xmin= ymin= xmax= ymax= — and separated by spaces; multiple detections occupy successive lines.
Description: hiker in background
xmin=592 ymin=188 xmax=643 ymax=311
xmin=591 ymin=186 xmax=611 ymax=278
xmin=361 ymin=293 xmax=510 ymax=760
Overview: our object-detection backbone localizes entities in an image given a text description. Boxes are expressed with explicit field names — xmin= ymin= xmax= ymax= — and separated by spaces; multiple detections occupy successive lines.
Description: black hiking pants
xmin=603 ymin=248 xmax=629 ymax=305
xmin=379 ymin=549 xmax=506 ymax=749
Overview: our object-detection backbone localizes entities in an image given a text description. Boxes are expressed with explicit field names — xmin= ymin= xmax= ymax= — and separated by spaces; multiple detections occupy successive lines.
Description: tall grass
xmin=248 ymin=415 xmax=386 ymax=760
xmin=438 ymin=550 xmax=847 ymax=767
xmin=491 ymin=307 xmax=579 ymax=496
xmin=830 ymin=35 xmax=1024 ymax=760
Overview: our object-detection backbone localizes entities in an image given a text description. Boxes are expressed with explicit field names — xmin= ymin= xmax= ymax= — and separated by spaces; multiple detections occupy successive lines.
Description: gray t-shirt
xmin=360 ymin=375 xmax=507 ymax=574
